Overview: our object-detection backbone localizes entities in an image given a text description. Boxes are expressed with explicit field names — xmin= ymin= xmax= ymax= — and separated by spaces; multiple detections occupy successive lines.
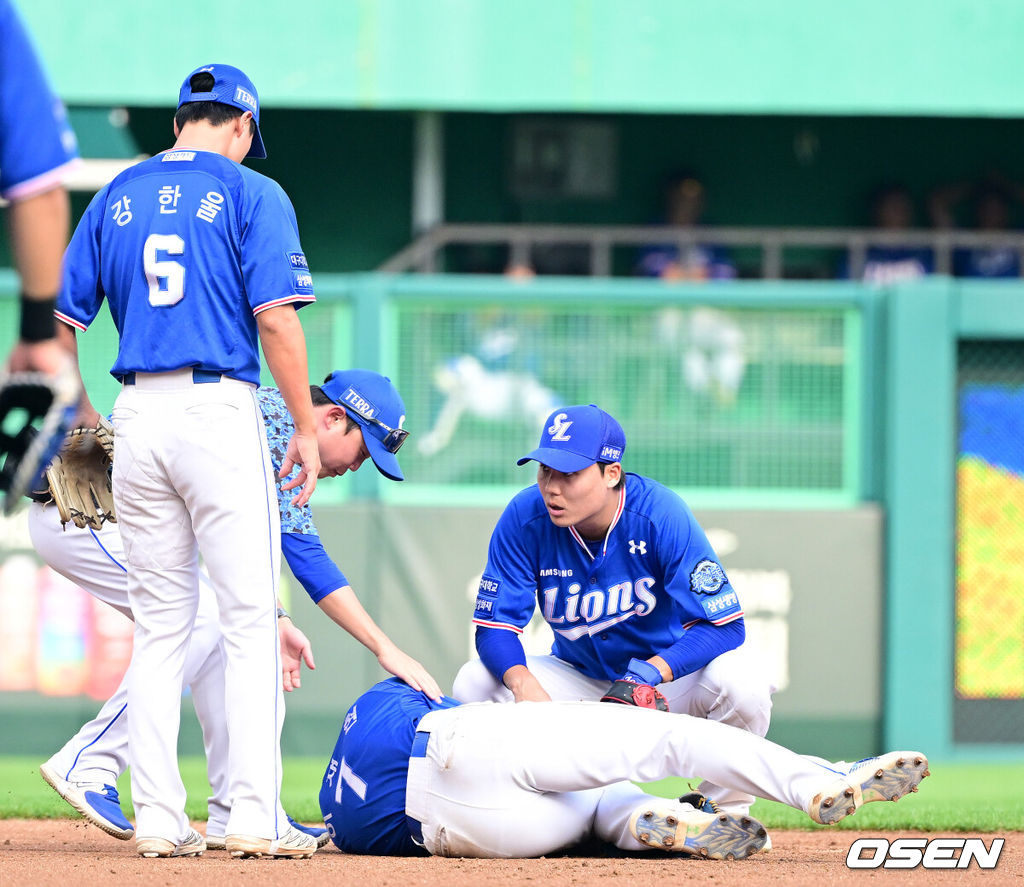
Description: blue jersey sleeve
xmin=471 ymin=494 xmax=539 ymax=633
xmin=239 ymin=175 xmax=316 ymax=315
xmin=281 ymin=532 xmax=348 ymax=604
xmin=0 ymin=0 xmax=78 ymax=200
xmin=56 ymin=188 xmax=108 ymax=331
xmin=659 ymin=617 xmax=745 ymax=679
xmin=474 ymin=624 xmax=527 ymax=683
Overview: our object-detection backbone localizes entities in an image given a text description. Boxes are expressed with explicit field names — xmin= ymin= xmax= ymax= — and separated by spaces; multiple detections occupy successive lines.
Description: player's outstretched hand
xmin=280 ymin=430 xmax=321 ymax=507
xmin=279 ymin=616 xmax=316 ymax=692
xmin=376 ymin=642 xmax=443 ymax=701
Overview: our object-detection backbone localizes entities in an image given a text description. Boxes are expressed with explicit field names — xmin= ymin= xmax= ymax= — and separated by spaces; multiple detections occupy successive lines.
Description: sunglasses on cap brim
xmin=346 ymin=405 xmax=409 ymax=454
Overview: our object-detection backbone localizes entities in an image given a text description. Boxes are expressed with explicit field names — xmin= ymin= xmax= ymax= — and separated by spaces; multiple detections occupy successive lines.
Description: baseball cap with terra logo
xmin=321 ymin=369 xmax=408 ymax=482
xmin=177 ymin=63 xmax=266 ymax=159
xmin=518 ymin=404 xmax=626 ymax=473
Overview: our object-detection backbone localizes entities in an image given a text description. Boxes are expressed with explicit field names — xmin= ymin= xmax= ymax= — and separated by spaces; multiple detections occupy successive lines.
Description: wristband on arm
xmin=621 ymin=657 xmax=663 ymax=686
xmin=20 ymin=293 xmax=57 ymax=342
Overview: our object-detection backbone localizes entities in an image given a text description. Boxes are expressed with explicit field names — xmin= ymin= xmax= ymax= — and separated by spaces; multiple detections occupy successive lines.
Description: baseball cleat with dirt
xmin=630 ymin=805 xmax=768 ymax=859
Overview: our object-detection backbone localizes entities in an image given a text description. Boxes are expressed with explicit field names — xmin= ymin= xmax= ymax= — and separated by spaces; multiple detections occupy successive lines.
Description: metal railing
xmin=378 ymin=223 xmax=1024 ymax=278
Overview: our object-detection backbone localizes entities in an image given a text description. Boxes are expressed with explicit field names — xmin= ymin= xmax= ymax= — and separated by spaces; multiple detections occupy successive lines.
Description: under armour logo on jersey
xmin=629 ymin=539 xmax=647 ymax=555
xmin=548 ymin=412 xmax=573 ymax=441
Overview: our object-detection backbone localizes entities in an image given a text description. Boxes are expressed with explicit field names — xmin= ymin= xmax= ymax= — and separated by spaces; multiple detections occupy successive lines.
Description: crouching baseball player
xmin=320 ymin=677 xmax=929 ymax=859
xmin=35 ymin=369 xmax=439 ymax=855
xmin=454 ymin=404 xmax=773 ymax=819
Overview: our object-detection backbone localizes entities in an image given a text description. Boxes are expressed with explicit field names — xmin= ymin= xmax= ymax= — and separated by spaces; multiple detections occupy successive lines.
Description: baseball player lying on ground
xmin=34 ymin=369 xmax=440 ymax=849
xmin=454 ymin=403 xmax=773 ymax=819
xmin=321 ymin=677 xmax=929 ymax=860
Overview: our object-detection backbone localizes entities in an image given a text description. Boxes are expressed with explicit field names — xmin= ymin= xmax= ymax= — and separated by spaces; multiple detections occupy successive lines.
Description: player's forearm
xmin=316 ymin=586 xmax=392 ymax=657
xmin=7 ymin=187 xmax=70 ymax=298
xmin=502 ymin=665 xmax=551 ymax=702
xmin=56 ymin=323 xmax=99 ymax=424
xmin=257 ymin=306 xmax=315 ymax=434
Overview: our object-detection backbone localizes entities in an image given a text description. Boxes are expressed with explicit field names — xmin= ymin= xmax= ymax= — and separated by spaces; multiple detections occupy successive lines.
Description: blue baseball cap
xmin=518 ymin=404 xmax=626 ymax=473
xmin=320 ymin=369 xmax=408 ymax=482
xmin=177 ymin=64 xmax=266 ymax=159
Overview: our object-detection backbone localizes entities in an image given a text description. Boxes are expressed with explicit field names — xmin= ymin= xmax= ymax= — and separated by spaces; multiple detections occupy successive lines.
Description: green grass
xmin=4 ymin=756 xmax=1023 ymax=832
xmin=1 ymin=756 xmax=327 ymax=824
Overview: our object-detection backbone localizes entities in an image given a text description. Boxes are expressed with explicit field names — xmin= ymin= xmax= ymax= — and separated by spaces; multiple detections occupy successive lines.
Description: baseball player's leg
xmin=27 ymin=502 xmax=133 ymax=619
xmin=30 ymin=504 xmax=133 ymax=788
xmin=185 ymin=577 xmax=231 ymax=840
xmin=660 ymin=646 xmax=774 ymax=813
xmin=113 ymin=387 xmax=202 ymax=843
xmin=452 ymin=654 xmax=607 ymax=702
xmin=172 ymin=382 xmax=286 ymax=841
xmin=415 ymin=701 xmax=872 ymax=832
xmin=406 ymin=706 xmax=600 ymax=857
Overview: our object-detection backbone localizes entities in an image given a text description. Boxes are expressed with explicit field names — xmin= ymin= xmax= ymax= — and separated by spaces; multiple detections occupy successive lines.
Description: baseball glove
xmin=600 ymin=678 xmax=669 ymax=711
xmin=45 ymin=417 xmax=116 ymax=529
xmin=0 ymin=368 xmax=79 ymax=516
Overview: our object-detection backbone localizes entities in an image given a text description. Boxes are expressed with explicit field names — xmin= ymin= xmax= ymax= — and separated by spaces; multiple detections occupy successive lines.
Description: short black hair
xmin=311 ymin=384 xmax=359 ymax=432
xmin=174 ymin=71 xmax=256 ymax=136
xmin=597 ymin=461 xmax=624 ymax=489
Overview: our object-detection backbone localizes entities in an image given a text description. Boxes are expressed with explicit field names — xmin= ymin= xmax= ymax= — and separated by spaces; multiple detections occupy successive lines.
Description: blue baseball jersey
xmin=472 ymin=473 xmax=743 ymax=680
xmin=57 ymin=149 xmax=315 ymax=385
xmin=0 ymin=0 xmax=78 ymax=200
xmin=319 ymin=678 xmax=459 ymax=855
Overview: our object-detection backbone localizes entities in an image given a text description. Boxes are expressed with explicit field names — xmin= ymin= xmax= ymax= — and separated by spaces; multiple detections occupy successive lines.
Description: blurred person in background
xmin=1 ymin=0 xmax=78 ymax=374
xmin=839 ymin=183 xmax=934 ymax=283
xmin=634 ymin=171 xmax=737 ymax=281
xmin=929 ymin=175 xmax=1023 ymax=278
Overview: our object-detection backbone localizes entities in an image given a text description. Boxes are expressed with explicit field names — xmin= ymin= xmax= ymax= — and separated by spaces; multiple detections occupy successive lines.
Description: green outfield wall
xmin=0 ymin=274 xmax=1020 ymax=761
xmin=19 ymin=0 xmax=1024 ymax=117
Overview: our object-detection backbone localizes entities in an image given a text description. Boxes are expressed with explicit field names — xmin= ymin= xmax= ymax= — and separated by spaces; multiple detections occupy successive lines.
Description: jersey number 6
xmin=143 ymin=233 xmax=185 ymax=307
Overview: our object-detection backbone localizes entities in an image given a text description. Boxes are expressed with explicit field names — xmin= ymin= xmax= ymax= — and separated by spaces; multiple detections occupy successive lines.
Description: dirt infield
xmin=2 ymin=820 xmax=1020 ymax=886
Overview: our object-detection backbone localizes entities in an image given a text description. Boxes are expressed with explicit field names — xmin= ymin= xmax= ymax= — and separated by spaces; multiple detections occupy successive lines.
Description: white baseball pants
xmin=111 ymin=370 xmax=284 ymax=842
xmin=452 ymin=647 xmax=774 ymax=814
xmin=28 ymin=502 xmax=232 ymax=836
xmin=406 ymin=700 xmax=841 ymax=859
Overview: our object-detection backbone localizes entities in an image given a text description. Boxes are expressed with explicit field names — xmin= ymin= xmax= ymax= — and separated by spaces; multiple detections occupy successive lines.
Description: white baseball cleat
xmin=630 ymin=804 xmax=768 ymax=859
xmin=208 ymin=816 xmax=329 ymax=851
xmin=809 ymin=750 xmax=930 ymax=825
xmin=136 ymin=828 xmax=206 ymax=858
xmin=225 ymin=824 xmax=318 ymax=859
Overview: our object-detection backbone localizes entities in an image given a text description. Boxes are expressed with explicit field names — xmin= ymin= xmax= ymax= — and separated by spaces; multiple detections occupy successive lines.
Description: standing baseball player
xmin=453 ymin=404 xmax=773 ymax=819
xmin=55 ymin=64 xmax=322 ymax=858
xmin=33 ymin=369 xmax=439 ymax=848
xmin=320 ymin=677 xmax=929 ymax=859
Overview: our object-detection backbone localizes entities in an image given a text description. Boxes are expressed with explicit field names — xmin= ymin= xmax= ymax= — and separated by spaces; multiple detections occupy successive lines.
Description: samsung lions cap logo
xmin=548 ymin=412 xmax=573 ymax=441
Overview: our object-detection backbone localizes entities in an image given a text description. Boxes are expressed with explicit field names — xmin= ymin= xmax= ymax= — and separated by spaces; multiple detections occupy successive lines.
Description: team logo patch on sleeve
xmin=690 ymin=559 xmax=728 ymax=595
xmin=292 ymin=270 xmax=314 ymax=294
xmin=288 ymin=252 xmax=309 ymax=270
xmin=473 ymin=575 xmax=501 ymax=618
